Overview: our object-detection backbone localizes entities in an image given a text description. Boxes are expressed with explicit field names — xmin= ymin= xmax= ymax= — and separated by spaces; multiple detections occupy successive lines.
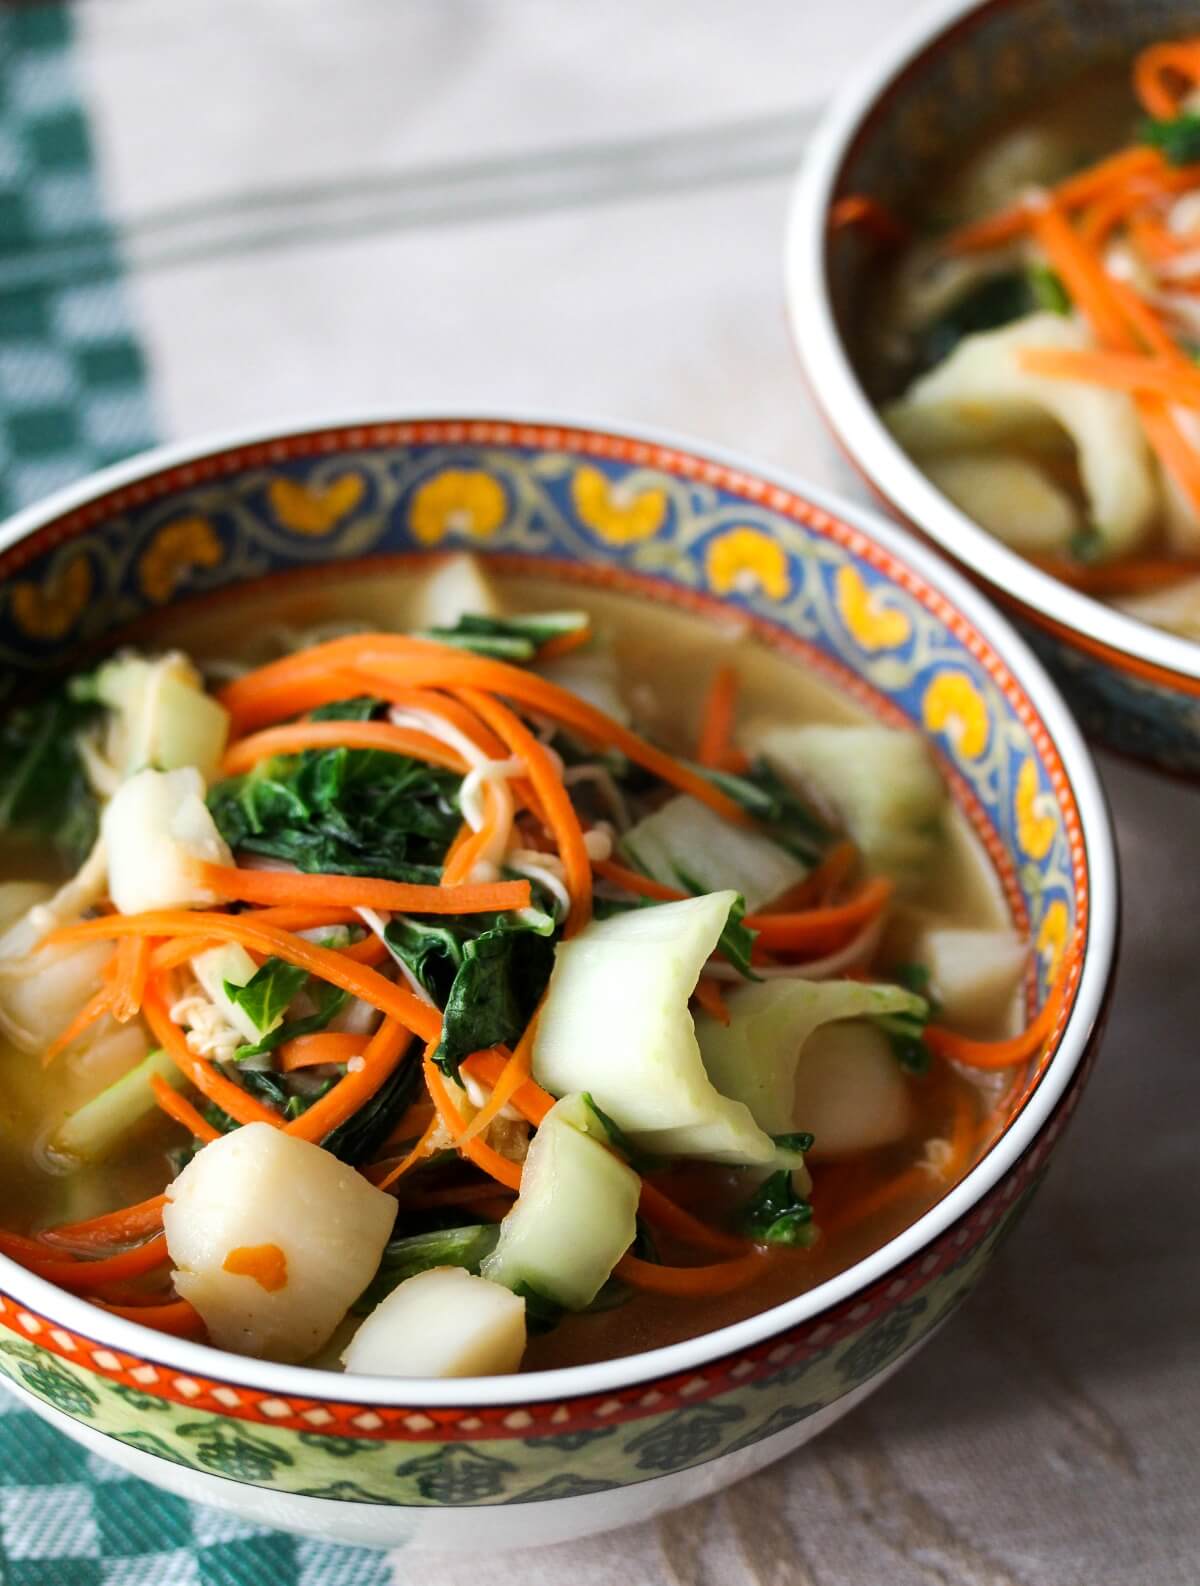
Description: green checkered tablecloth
xmin=0 ymin=5 xmax=152 ymax=522
xmin=0 ymin=1393 xmax=397 ymax=1586
xmin=0 ymin=8 xmax=392 ymax=1579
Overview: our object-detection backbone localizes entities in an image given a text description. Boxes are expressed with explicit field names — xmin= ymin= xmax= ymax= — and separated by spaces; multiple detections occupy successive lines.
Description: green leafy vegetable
xmin=716 ymin=893 xmax=757 ymax=980
xmin=915 ymin=270 xmax=1048 ymax=371
xmin=0 ymin=691 xmax=100 ymax=867
xmin=1141 ymin=113 xmax=1200 ymax=167
xmin=771 ymin=1130 xmax=815 ymax=1155
xmin=383 ymin=917 xmax=467 ymax=1002
xmin=224 ymin=958 xmax=309 ymax=1036
xmin=434 ymin=919 xmax=556 ymax=1076
xmin=696 ymin=759 xmax=829 ymax=866
xmin=322 ymin=1051 xmax=422 ymax=1165
xmin=579 ymin=1092 xmax=661 ymax=1173
xmin=353 ymin=1224 xmax=501 ymax=1313
xmin=740 ymin=1170 xmax=817 ymax=1247
xmin=422 ymin=612 xmax=589 ymax=662
xmin=874 ymin=1006 xmax=932 ymax=1075
xmin=1028 ymin=265 xmax=1071 ymax=316
xmin=891 ymin=962 xmax=941 ymax=1020
xmin=233 ymin=978 xmax=350 ymax=1062
xmin=208 ymin=740 xmax=462 ymax=881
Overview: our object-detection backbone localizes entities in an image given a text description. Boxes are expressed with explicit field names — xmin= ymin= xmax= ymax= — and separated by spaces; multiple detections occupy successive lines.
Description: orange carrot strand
xmin=150 ymin=1074 xmax=220 ymax=1143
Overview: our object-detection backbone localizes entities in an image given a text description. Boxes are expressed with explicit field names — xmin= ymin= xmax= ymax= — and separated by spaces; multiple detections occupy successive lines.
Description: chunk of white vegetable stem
xmin=537 ymin=639 xmax=631 ymax=727
xmin=0 ymin=939 xmax=114 ymax=1052
xmin=94 ymin=651 xmax=230 ymax=784
xmin=915 ymin=927 xmax=1025 ymax=1030
xmin=749 ymin=723 xmax=945 ymax=888
xmin=102 ymin=766 xmax=233 ymax=915
xmin=481 ymin=1094 xmax=640 ymax=1310
xmin=622 ymin=795 xmax=807 ymax=912
xmin=695 ymin=978 xmax=926 ymax=1178
xmin=532 ymin=891 xmax=776 ymax=1165
xmin=884 ymin=312 xmax=1158 ymax=556
xmin=411 ymin=553 xmax=503 ymax=629
xmin=920 ymin=453 xmax=1079 ymax=554
xmin=343 ymin=1268 xmax=526 ymax=1378
xmin=794 ymin=1021 xmax=913 ymax=1159
xmin=163 ymin=1125 xmax=397 ymax=1363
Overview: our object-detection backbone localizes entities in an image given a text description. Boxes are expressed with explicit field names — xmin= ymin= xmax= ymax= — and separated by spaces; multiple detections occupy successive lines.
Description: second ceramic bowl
xmin=787 ymin=0 xmax=1200 ymax=772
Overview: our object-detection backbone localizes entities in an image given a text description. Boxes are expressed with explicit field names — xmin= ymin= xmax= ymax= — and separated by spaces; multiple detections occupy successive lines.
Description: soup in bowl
xmin=787 ymin=0 xmax=1200 ymax=770
xmin=0 ymin=416 xmax=1115 ymax=1550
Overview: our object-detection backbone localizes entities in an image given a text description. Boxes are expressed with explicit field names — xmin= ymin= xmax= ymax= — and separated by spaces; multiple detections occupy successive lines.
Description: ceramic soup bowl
xmin=0 ymin=415 xmax=1116 ymax=1551
xmin=787 ymin=0 xmax=1200 ymax=773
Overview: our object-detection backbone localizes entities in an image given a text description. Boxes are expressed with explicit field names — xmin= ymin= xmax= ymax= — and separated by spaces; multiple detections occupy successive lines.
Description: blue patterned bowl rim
xmin=785 ymin=0 xmax=1200 ymax=690
xmin=0 ymin=408 xmax=1117 ymax=1408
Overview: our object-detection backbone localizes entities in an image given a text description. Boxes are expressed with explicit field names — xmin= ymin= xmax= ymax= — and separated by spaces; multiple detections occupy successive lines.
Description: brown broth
xmin=0 ymin=568 xmax=1019 ymax=1364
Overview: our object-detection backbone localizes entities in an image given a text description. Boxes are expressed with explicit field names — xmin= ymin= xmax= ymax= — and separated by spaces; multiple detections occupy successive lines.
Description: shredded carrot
xmin=285 ymin=1018 xmax=412 ymax=1144
xmin=829 ymin=193 xmax=909 ymax=245
xmin=422 ymin=1048 xmax=523 ymax=1190
xmin=277 ymin=1032 xmax=367 ymax=1071
xmin=696 ymin=665 xmax=739 ymax=769
xmin=592 ymin=858 xmax=684 ymax=901
xmin=374 ymin=1108 xmax=445 ymax=1190
xmin=818 ymin=1163 xmax=931 ymax=1242
xmin=220 ymin=719 xmax=468 ymax=779
xmin=1028 ymin=198 xmax=1135 ymax=349
xmin=691 ymin=977 xmax=730 ymax=1025
xmin=536 ymin=625 xmax=593 ymax=663
xmin=110 ymin=934 xmax=152 ymax=1024
xmin=781 ymin=839 xmax=859 ymax=908
xmin=48 ymin=912 xmax=442 ymax=1044
xmin=1028 ymin=554 xmax=1200 ymax=595
xmin=150 ymin=1074 xmax=220 ymax=1143
xmin=93 ymin=1298 xmax=206 ymax=1338
xmin=1 ymin=1233 xmax=170 ymax=1294
xmin=637 ymin=1182 xmax=749 ymax=1257
xmin=192 ymin=860 xmax=531 ymax=917
xmin=40 ymin=982 xmax=114 ymax=1068
xmin=1016 ymin=344 xmax=1200 ymax=404
xmin=946 ymin=145 xmax=1163 ymax=252
xmin=744 ymin=877 xmax=894 ymax=952
xmin=339 ymin=932 xmax=390 ymax=967
xmin=461 ymin=1048 xmax=553 ymax=1127
xmin=925 ymin=969 xmax=1068 ymax=1070
xmin=142 ymin=982 xmax=284 ymax=1128
xmin=150 ymin=908 xmax=361 ymax=972
xmin=40 ymin=1195 xmax=167 ymax=1252
xmin=440 ymin=777 xmax=510 ymax=887
xmin=1134 ymin=39 xmax=1200 ymax=118
xmin=615 ymin=1248 xmax=775 ymax=1296
xmin=381 ymin=686 xmax=509 ymax=759
xmin=458 ymin=687 xmax=593 ymax=935
xmin=218 ymin=635 xmax=750 ymax=826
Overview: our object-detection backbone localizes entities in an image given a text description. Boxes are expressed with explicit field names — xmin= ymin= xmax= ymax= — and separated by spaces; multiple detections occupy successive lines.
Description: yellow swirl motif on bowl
xmin=705 ymin=526 xmax=790 ymax=601
xmin=570 ymin=465 xmax=667 ymax=545
xmin=9 ymin=554 xmax=92 ymax=640
xmin=1015 ymin=758 xmax=1056 ymax=859
xmin=138 ymin=516 xmax=223 ymax=604
xmin=268 ymin=474 xmax=365 ymax=537
xmin=921 ymin=671 xmax=990 ymax=759
xmin=835 ymin=565 xmax=911 ymax=652
xmin=409 ymin=469 xmax=507 ymax=546
xmin=1037 ymin=898 xmax=1069 ymax=978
